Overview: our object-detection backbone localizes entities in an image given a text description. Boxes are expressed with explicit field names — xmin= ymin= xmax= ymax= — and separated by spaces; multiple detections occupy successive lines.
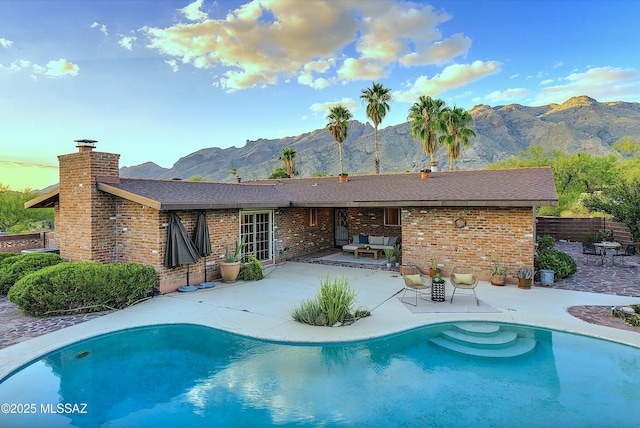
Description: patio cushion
xmin=387 ymin=236 xmax=398 ymax=246
xmin=406 ymin=274 xmax=422 ymax=286
xmin=453 ymin=273 xmax=473 ymax=285
xmin=369 ymin=236 xmax=384 ymax=245
xmin=358 ymin=235 xmax=369 ymax=244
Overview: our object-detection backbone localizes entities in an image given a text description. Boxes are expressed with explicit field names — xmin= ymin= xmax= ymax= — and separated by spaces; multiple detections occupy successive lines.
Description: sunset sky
xmin=1 ymin=0 xmax=639 ymax=190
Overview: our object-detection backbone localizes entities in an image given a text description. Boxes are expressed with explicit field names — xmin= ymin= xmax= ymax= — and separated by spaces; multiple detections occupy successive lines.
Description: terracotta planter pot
xmin=518 ymin=278 xmax=532 ymax=289
xmin=490 ymin=274 xmax=506 ymax=286
xmin=339 ymin=173 xmax=348 ymax=182
xmin=429 ymin=268 xmax=440 ymax=278
xmin=220 ymin=261 xmax=241 ymax=283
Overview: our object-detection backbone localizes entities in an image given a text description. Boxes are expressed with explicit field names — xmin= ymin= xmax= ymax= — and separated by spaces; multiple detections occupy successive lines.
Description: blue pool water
xmin=1 ymin=323 xmax=639 ymax=428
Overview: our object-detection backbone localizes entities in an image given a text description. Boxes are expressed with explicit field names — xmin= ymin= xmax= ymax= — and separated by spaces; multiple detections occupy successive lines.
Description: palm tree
xmin=360 ymin=82 xmax=393 ymax=174
xmin=439 ymin=106 xmax=476 ymax=171
xmin=326 ymin=105 xmax=353 ymax=176
xmin=279 ymin=147 xmax=297 ymax=177
xmin=407 ymin=96 xmax=446 ymax=170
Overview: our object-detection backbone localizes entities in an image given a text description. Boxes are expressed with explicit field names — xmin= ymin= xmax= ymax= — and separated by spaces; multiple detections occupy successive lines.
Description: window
xmin=384 ymin=208 xmax=401 ymax=226
xmin=308 ymin=208 xmax=318 ymax=227
xmin=240 ymin=210 xmax=273 ymax=261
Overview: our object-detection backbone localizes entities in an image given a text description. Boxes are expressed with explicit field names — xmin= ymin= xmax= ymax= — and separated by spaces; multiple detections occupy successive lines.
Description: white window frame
xmin=240 ymin=210 xmax=273 ymax=261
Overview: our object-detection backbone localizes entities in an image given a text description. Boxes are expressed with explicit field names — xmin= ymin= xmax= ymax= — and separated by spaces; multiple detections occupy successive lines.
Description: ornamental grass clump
xmin=290 ymin=274 xmax=369 ymax=327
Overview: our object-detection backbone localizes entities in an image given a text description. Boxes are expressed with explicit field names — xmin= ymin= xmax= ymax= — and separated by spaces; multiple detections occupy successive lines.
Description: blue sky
xmin=1 ymin=0 xmax=639 ymax=190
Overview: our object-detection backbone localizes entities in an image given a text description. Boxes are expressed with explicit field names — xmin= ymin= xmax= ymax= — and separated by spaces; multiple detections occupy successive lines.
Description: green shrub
xmin=534 ymin=235 xmax=577 ymax=282
xmin=537 ymin=235 xmax=556 ymax=252
xmin=240 ymin=254 xmax=264 ymax=281
xmin=291 ymin=274 xmax=369 ymax=327
xmin=0 ymin=252 xmax=17 ymax=263
xmin=7 ymin=262 xmax=158 ymax=317
xmin=0 ymin=252 xmax=63 ymax=294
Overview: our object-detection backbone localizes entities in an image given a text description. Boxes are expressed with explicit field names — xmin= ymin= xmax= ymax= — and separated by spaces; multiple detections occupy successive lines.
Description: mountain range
xmin=120 ymin=96 xmax=640 ymax=182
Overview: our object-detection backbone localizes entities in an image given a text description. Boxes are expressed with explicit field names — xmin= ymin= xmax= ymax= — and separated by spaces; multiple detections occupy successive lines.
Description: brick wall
xmin=402 ymin=207 xmax=535 ymax=283
xmin=57 ymin=150 xmax=120 ymax=262
xmin=274 ymin=207 xmax=334 ymax=258
xmin=345 ymin=207 xmax=402 ymax=242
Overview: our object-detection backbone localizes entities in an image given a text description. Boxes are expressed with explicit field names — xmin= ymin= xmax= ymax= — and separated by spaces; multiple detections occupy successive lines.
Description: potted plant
xmin=516 ymin=265 xmax=534 ymax=289
xmin=220 ymin=239 xmax=243 ymax=283
xmin=393 ymin=244 xmax=401 ymax=268
xmin=384 ymin=246 xmax=394 ymax=269
xmin=429 ymin=253 xmax=440 ymax=278
xmin=489 ymin=256 xmax=510 ymax=286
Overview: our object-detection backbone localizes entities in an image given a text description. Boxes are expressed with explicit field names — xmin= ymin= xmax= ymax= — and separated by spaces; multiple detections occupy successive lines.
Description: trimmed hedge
xmin=0 ymin=252 xmax=18 ymax=263
xmin=7 ymin=262 xmax=158 ymax=317
xmin=0 ymin=252 xmax=63 ymax=294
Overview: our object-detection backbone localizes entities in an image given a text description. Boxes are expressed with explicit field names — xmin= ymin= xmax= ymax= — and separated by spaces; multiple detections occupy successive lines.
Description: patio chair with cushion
xmin=612 ymin=244 xmax=637 ymax=267
xmin=450 ymin=266 xmax=479 ymax=305
xmin=582 ymin=241 xmax=603 ymax=265
xmin=401 ymin=273 xmax=432 ymax=306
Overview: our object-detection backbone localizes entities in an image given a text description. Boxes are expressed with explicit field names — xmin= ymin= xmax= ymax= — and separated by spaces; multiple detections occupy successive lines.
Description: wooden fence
xmin=535 ymin=217 xmax=633 ymax=246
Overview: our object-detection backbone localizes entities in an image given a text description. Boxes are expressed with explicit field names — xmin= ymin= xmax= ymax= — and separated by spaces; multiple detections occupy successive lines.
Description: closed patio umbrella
xmin=164 ymin=212 xmax=200 ymax=286
xmin=192 ymin=211 xmax=213 ymax=287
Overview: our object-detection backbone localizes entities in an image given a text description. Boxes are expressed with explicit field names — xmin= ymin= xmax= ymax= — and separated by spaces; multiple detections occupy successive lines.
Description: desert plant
xmin=516 ymin=265 xmax=534 ymax=279
xmin=393 ymin=244 xmax=401 ymax=263
xmin=290 ymin=298 xmax=327 ymax=326
xmin=489 ymin=256 xmax=510 ymax=275
xmin=0 ymin=252 xmax=63 ymax=294
xmin=224 ymin=239 xmax=244 ymax=262
xmin=384 ymin=247 xmax=394 ymax=263
xmin=430 ymin=253 xmax=438 ymax=270
xmin=291 ymin=274 xmax=367 ymax=327
xmin=240 ymin=253 xmax=264 ymax=281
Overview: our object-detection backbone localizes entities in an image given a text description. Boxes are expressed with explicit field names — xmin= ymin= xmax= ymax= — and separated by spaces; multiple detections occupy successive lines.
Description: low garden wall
xmin=0 ymin=233 xmax=57 ymax=254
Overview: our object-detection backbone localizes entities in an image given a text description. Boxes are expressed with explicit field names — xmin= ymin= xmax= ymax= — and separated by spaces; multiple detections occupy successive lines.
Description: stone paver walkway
xmin=1 ymin=241 xmax=638 ymax=350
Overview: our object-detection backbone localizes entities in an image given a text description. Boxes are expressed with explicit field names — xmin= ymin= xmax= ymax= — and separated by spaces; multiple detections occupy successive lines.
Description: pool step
xmin=430 ymin=323 xmax=537 ymax=358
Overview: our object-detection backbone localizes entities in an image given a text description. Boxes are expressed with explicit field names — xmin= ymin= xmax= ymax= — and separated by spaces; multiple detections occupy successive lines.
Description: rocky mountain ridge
xmin=120 ymin=96 xmax=640 ymax=182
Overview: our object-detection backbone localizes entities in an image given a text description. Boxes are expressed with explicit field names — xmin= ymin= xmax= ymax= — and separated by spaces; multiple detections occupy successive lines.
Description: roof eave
xmin=24 ymin=187 xmax=60 ymax=209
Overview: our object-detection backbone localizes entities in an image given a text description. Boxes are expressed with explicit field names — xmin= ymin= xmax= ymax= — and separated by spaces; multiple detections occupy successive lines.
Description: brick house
xmin=27 ymin=143 xmax=558 ymax=293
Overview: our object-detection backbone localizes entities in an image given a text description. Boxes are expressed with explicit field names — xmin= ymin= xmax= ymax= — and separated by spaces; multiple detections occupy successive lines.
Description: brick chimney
xmin=56 ymin=140 xmax=120 ymax=263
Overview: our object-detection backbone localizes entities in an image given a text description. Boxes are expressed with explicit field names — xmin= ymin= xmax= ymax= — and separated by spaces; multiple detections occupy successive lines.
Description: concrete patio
xmin=2 ymin=243 xmax=639 ymax=380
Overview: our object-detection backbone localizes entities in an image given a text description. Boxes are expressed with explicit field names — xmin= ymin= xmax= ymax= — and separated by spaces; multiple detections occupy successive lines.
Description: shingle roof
xmin=27 ymin=168 xmax=558 ymax=210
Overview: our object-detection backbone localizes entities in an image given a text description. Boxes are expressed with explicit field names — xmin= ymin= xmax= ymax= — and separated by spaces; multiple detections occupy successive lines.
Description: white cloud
xmin=91 ymin=21 xmax=108 ymax=37
xmin=43 ymin=58 xmax=79 ymax=77
xmin=180 ymin=0 xmax=208 ymax=22
xmin=534 ymin=66 xmax=640 ymax=105
xmin=539 ymin=79 xmax=554 ymax=85
xmin=394 ymin=60 xmax=502 ymax=102
xmin=0 ymin=58 xmax=78 ymax=78
xmin=0 ymin=38 xmax=13 ymax=49
xmin=118 ymin=36 xmax=137 ymax=51
xmin=485 ymin=88 xmax=531 ymax=103
xmin=309 ymin=97 xmax=359 ymax=117
xmin=165 ymin=59 xmax=179 ymax=72
xmin=142 ymin=0 xmax=485 ymax=91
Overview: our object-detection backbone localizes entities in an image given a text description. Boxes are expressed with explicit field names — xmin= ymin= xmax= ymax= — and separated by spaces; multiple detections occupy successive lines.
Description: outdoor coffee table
xmin=354 ymin=248 xmax=381 ymax=260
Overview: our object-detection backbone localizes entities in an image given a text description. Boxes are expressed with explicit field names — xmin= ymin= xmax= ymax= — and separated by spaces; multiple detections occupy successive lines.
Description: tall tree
xmin=360 ymin=82 xmax=393 ymax=174
xmin=439 ymin=106 xmax=476 ymax=171
xmin=279 ymin=147 xmax=297 ymax=177
xmin=407 ymin=96 xmax=446 ymax=170
xmin=326 ymin=105 xmax=353 ymax=176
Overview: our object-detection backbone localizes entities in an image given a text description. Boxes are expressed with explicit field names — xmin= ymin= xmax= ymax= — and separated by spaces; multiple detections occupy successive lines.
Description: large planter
xmin=540 ymin=269 xmax=554 ymax=286
xmin=429 ymin=268 xmax=440 ymax=278
xmin=490 ymin=274 xmax=506 ymax=286
xmin=518 ymin=278 xmax=533 ymax=289
xmin=220 ymin=261 xmax=241 ymax=283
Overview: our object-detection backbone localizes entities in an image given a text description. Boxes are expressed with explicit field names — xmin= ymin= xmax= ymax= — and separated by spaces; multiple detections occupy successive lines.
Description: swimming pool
xmin=1 ymin=322 xmax=639 ymax=427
